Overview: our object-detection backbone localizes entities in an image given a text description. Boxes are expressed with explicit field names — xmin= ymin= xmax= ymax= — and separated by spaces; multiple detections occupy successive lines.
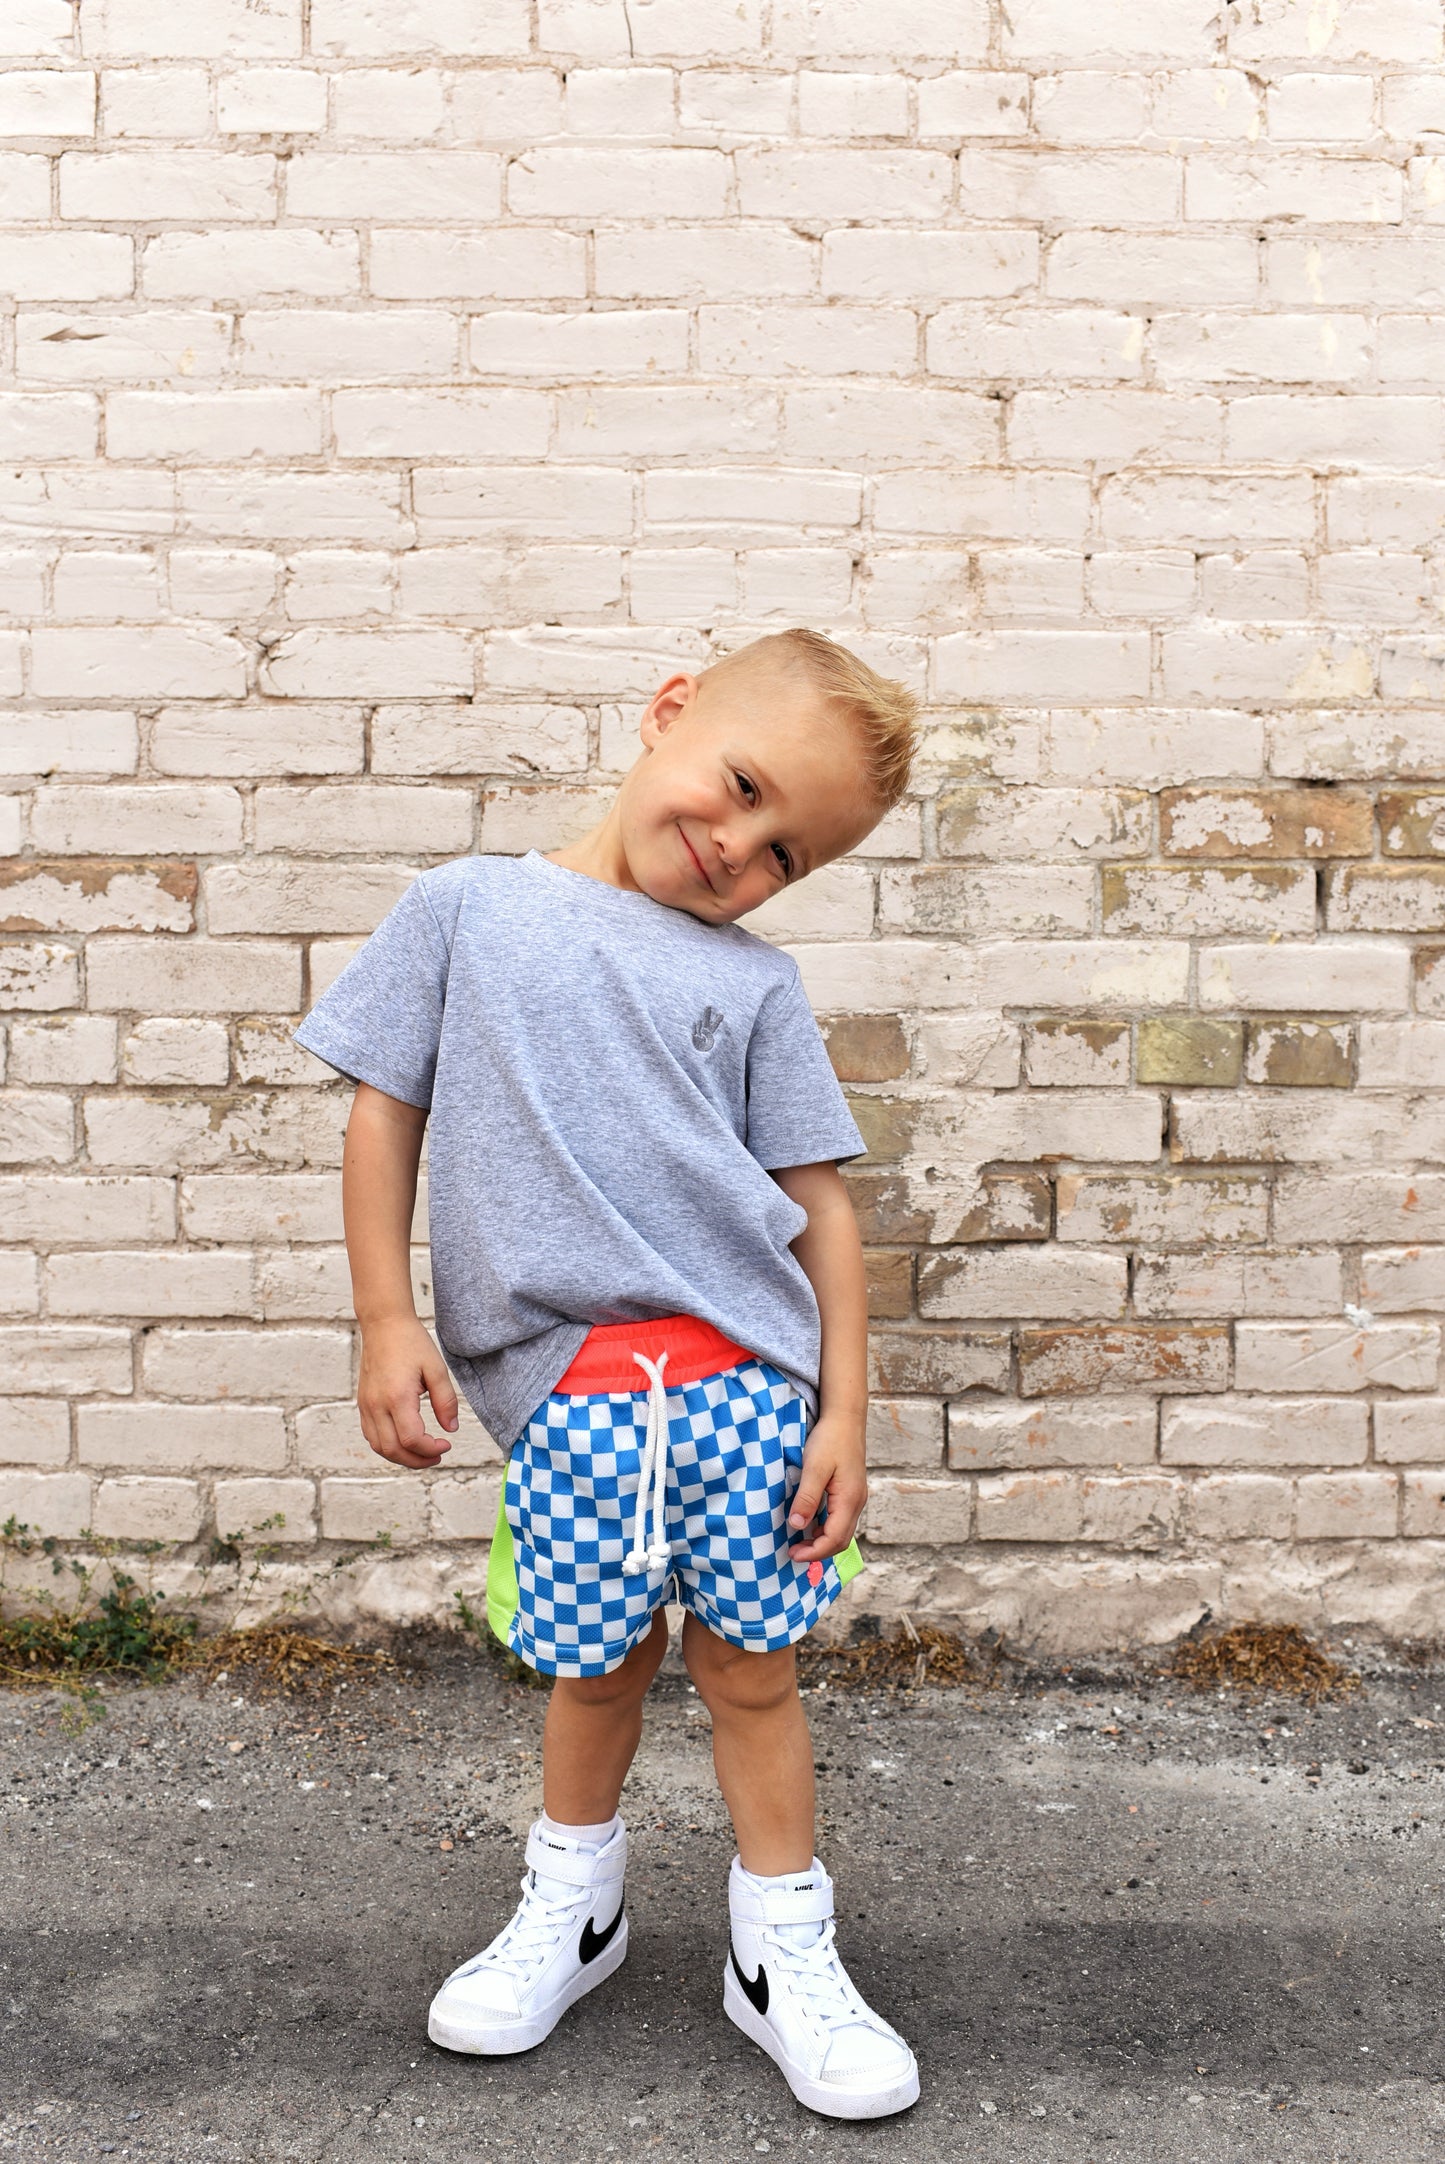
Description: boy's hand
xmin=786 ymin=1415 xmax=867 ymax=1565
xmin=357 ymin=1314 xmax=459 ymax=1469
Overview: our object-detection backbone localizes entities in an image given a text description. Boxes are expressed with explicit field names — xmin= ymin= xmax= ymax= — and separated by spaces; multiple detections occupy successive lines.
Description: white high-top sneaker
xmin=427 ymin=1818 xmax=628 ymax=2055
xmin=723 ymin=1856 xmax=919 ymax=2120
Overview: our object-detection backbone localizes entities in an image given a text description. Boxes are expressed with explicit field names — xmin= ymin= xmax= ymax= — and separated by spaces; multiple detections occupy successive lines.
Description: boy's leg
xmin=680 ymin=1611 xmax=814 ymax=1874
xmin=542 ymin=1607 xmax=670 ymax=1822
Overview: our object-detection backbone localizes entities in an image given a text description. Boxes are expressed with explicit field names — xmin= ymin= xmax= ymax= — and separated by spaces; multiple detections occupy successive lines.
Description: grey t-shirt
xmin=294 ymin=850 xmax=865 ymax=1449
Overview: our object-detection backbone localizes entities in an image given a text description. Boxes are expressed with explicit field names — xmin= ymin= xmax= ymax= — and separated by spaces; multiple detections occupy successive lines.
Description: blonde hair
xmin=701 ymin=628 xmax=919 ymax=812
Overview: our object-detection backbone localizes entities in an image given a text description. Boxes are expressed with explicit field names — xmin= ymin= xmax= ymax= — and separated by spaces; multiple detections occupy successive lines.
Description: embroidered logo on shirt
xmin=692 ymin=1005 xmax=724 ymax=1053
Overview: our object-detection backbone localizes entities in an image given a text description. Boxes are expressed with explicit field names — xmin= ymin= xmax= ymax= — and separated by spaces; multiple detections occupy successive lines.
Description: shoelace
xmin=763 ymin=1919 xmax=876 ymax=2036
xmin=622 ymin=1347 xmax=671 ymax=1576
xmin=456 ymin=1873 xmax=587 ymax=1983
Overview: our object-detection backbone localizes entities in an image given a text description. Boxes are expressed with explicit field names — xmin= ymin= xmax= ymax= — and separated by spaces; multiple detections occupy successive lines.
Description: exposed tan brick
xmin=1023 ymin=1019 xmax=1129 ymax=1088
xmin=819 ymin=1013 xmax=910 ymax=1083
xmin=1328 ymin=865 xmax=1445 ymax=932
xmin=1379 ymin=792 xmax=1445 ymax=855
xmin=1101 ymin=864 xmax=1314 ymax=938
xmin=1019 ymin=1325 xmax=1229 ymax=1397
xmin=845 ymin=1095 xmax=918 ymax=1164
xmin=1136 ymin=1017 xmax=1243 ymax=1086
xmin=861 ymin=1477 xmax=973 ymax=1546
xmin=1244 ymin=1017 xmax=1354 ymax=1088
xmin=867 ymin=1329 xmax=1010 ymax=1398
xmin=864 ymin=1249 xmax=913 ymax=1320
xmin=0 ymin=860 xmax=196 ymax=935
xmin=1160 ymin=788 xmax=1372 ymax=859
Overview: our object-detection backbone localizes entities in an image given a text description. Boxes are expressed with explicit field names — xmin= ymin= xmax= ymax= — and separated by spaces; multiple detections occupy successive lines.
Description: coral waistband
xmin=554 ymin=1314 xmax=754 ymax=1395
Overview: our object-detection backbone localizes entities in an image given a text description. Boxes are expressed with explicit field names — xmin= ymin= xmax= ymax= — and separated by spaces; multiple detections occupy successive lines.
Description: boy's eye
xmin=771 ymin=843 xmax=792 ymax=878
xmin=734 ymin=770 xmax=757 ymax=804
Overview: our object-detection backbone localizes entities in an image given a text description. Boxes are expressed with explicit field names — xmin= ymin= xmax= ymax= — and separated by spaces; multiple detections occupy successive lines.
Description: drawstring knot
xmin=622 ymin=1348 xmax=671 ymax=1576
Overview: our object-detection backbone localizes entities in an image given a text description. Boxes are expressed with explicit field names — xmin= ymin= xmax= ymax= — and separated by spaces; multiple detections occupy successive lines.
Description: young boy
xmin=294 ymin=628 xmax=920 ymax=2120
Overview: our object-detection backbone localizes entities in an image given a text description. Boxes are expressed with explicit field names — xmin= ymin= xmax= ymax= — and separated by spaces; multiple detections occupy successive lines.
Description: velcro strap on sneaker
xmin=755 ymin=1881 xmax=835 ymax=1927
xmin=525 ymin=1824 xmax=625 ymax=1887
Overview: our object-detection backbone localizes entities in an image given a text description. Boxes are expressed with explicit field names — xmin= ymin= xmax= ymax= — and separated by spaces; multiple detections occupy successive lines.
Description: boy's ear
xmin=639 ymin=671 xmax=698 ymax=750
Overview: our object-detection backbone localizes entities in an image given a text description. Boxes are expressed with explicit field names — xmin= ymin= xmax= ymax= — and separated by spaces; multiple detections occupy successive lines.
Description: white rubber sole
xmin=427 ymin=1917 xmax=628 ymax=2056
xmin=723 ymin=1964 xmax=921 ymax=2120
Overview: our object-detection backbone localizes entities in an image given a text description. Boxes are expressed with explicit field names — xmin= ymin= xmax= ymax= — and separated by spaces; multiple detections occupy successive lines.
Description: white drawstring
xmin=622 ymin=1348 xmax=671 ymax=1576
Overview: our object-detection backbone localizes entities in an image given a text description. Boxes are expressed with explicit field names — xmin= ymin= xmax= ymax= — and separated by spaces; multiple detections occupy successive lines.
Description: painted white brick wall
xmin=4 ymin=0 xmax=1445 ymax=1649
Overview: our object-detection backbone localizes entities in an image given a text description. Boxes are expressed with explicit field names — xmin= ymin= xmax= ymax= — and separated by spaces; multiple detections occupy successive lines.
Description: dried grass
xmin=797 ymin=1612 xmax=1001 ymax=1692
xmin=192 ymin=1622 xmax=393 ymax=1695
xmin=1166 ymin=1621 xmax=1358 ymax=1702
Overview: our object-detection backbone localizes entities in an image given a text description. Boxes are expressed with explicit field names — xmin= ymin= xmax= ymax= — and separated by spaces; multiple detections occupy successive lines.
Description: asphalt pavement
xmin=4 ymin=1629 xmax=1445 ymax=2163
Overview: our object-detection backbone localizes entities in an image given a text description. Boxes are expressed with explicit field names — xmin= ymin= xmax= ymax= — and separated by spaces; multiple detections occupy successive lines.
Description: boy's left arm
xmin=770 ymin=1159 xmax=869 ymax=1565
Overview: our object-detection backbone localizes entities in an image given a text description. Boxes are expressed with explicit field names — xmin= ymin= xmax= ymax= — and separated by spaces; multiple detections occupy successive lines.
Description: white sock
xmin=739 ymin=1856 xmax=827 ymax=1948
xmin=540 ymin=1810 xmax=619 ymax=1848
xmin=530 ymin=1811 xmax=621 ymax=1905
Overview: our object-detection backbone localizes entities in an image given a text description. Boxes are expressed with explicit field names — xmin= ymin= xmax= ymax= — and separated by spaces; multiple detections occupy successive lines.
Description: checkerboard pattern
xmin=503 ymin=1357 xmax=844 ymax=1678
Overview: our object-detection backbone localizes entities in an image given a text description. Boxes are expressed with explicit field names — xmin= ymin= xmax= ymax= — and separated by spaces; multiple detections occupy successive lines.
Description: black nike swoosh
xmin=578 ymin=1900 xmax=624 ymax=1964
xmin=730 ymin=1943 xmax=768 ymax=2016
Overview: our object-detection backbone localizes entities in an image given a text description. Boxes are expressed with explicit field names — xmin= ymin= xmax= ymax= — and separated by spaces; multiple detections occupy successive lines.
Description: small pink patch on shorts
xmin=807 ymin=1560 xmax=824 ymax=1587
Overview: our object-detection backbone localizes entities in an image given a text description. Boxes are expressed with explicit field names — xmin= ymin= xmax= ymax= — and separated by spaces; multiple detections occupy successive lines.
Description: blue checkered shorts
xmin=483 ymin=1352 xmax=863 ymax=1679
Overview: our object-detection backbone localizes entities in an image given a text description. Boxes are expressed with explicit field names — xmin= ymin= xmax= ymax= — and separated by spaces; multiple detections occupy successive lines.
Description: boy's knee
xmin=553 ymin=1614 xmax=666 ymax=1709
xmin=686 ymin=1629 xmax=798 ymax=1716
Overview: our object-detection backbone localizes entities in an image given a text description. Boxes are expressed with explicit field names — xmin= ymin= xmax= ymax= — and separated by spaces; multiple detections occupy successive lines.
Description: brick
xmin=920 ymin=1247 xmax=1127 ymax=1321
xmin=431 ymin=1474 xmax=504 ymax=1542
xmin=1046 ymin=232 xmax=1257 ymax=306
xmin=918 ymin=1088 xmax=1163 ymax=1168
xmin=864 ymin=1249 xmax=912 ymax=1320
xmin=0 ymin=942 xmax=79 ymax=1012
xmin=1376 ymin=1402 xmax=1445 ymax=1465
xmin=370 ymin=702 xmax=587 ymax=778
xmin=948 ymin=1399 xmax=1155 ymax=1472
xmin=936 ymin=630 xmax=1151 ymax=703
xmin=286 ymin=152 xmax=501 ymax=221
xmin=1044 ymin=709 xmax=1264 ymax=787
xmin=1160 ymin=788 xmax=1371 ymax=860
xmin=214 ymin=1477 xmax=316 ymax=1543
xmin=1102 ymin=471 xmax=1314 ymax=548
xmin=310 ymin=0 xmax=527 ymax=54
xmin=1031 ymin=71 xmax=1150 ymax=143
xmin=1161 ymin=628 xmax=1374 ymax=705
xmin=1019 ymin=1326 xmax=1229 ymax=1398
xmin=371 ymin=230 xmax=583 ymax=304
xmin=915 ymin=70 xmax=1028 ymax=136
xmin=867 ymin=1329 xmax=1009 ymax=1397
xmin=0 ymin=1398 xmax=70 ymax=1469
xmin=1361 ymin=1250 xmax=1445 ymax=1314
xmin=87 ymin=938 xmax=300 ymax=1014
xmin=737 ymin=147 xmax=952 ymax=220
xmin=873 ymin=468 xmax=1088 ymax=544
xmin=1001 ymin=0 xmax=1214 ymax=58
xmin=1267 ymin=72 xmax=1376 ymax=142
xmin=402 ymin=548 xmax=623 ymax=621
xmin=252 ymin=786 xmax=471 ymax=858
xmin=1236 ymin=1322 xmax=1438 ymax=1395
xmin=1244 ymin=1018 xmax=1354 ymax=1089
xmin=149 ymin=705 xmax=365 ymax=779
xmin=1420 ymin=950 xmax=1445 ymax=1015
xmin=1104 ymin=866 xmax=1314 ymax=940
xmin=701 ymin=306 xmax=915 ymax=379
xmin=9 ymin=1016 xmax=116 ymax=1085
xmin=1229 ymin=396 xmax=1440 ymax=469
xmin=1185 ymin=155 xmax=1401 ymax=224
xmin=0 ymin=1174 xmax=175 ymax=1246
xmin=469 ymin=309 xmax=688 ymax=379
xmin=862 ymin=1477 xmax=973 ymax=1546
xmin=930 ymin=307 xmax=1144 ymax=384
xmin=1162 ymin=1397 xmax=1367 ymax=1468
xmin=0 ymin=1092 xmax=74 ymax=1166
xmin=241 ymin=309 xmax=459 ymax=382
xmin=92 ymin=1476 xmax=202 ymax=1542
xmin=977 ymin=1471 xmax=1180 ymax=1546
xmin=0 ymin=1471 xmax=91 ymax=1539
xmin=1296 ymin=1473 xmax=1398 ymax=1541
xmin=678 ymin=67 xmax=791 ymax=132
xmin=0 ymin=1327 xmax=132 ymax=1395
xmin=142 ymin=1326 xmax=350 ymax=1402
xmin=1199 ymin=943 xmax=1409 ymax=1013
xmin=215 ymin=66 xmax=327 ymax=133
xmin=1402 ymin=1471 xmax=1445 ymax=1536
xmin=0 ymin=232 xmax=127 ymax=301
xmin=179 ymin=1175 xmax=350 ymax=1243
xmin=80 ymin=0 xmax=303 ymax=57
xmin=101 ymin=66 xmax=211 ymax=138
xmin=1228 ymin=0 xmax=1441 ymax=63
xmin=30 ymin=627 xmax=246 ymax=701
xmin=1 ymin=856 xmax=193 ymax=934
xmin=1 ymin=2 xmax=73 ymax=58
xmin=866 ymin=1398 xmax=944 ymax=1471
xmin=140 ymin=233 xmax=354 ymax=302
xmin=1023 ymin=1020 xmax=1130 ymax=1089
xmin=0 ymin=397 xmax=99 ymax=461
xmin=822 ymin=1012 xmax=904 ymax=1090
xmin=937 ymin=785 xmax=1148 ymax=861
xmin=319 ymin=1477 xmax=427 ymax=1545
xmin=59 ymin=151 xmax=276 ymax=223
xmin=509 ymin=147 xmax=726 ymax=219
xmin=1155 ymin=1188 xmax=1322 ymax=1294
xmin=0 ymin=1258 xmax=39 ymax=1317
xmin=1330 ymin=866 xmax=1445 ymax=932
xmin=1280 ymin=1177 xmax=1445 ymax=1246
xmin=123 ymin=1019 xmax=230 ymax=1087
xmin=204 ymin=861 xmax=420 ymax=936
xmin=1190 ymin=1474 xmax=1294 ymax=1542
xmin=879 ymin=865 xmax=1092 ymax=938
xmin=971 ymin=942 xmax=1188 ymax=1012
xmin=1172 ymin=1093 xmax=1445 ymax=1168
xmin=1380 ymin=793 xmax=1445 ymax=855
xmin=30 ymin=787 xmax=241 ymax=857
xmin=959 ymin=147 xmax=1179 ymax=225
xmin=46 ymin=1250 xmax=252 ymax=1320
xmin=78 ymin=1401 xmax=286 ymax=1471
xmin=1056 ymin=1173 xmax=1266 ymax=1248
xmin=1014 ymin=390 xmax=1222 ymax=468
xmin=541 ymin=0 xmax=764 ymax=57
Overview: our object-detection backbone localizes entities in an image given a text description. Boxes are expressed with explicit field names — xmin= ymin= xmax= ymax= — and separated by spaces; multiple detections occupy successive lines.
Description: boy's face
xmin=617 ymin=667 xmax=881 ymax=925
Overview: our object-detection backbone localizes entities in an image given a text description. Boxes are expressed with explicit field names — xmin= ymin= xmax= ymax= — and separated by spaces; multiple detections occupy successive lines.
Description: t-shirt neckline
xmin=520 ymin=847 xmax=683 ymax=918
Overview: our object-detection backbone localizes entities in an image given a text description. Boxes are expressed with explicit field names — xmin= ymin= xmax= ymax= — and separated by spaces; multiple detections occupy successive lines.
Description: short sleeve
xmin=293 ymin=873 xmax=449 ymax=1110
xmin=744 ymin=968 xmax=866 ymax=1171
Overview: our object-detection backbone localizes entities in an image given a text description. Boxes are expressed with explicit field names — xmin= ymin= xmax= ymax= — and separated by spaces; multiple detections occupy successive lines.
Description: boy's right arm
xmin=342 ymin=1080 xmax=459 ymax=1470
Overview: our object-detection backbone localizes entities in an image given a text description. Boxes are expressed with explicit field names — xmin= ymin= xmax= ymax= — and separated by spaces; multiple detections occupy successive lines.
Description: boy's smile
xmin=549 ymin=666 xmax=881 ymax=924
